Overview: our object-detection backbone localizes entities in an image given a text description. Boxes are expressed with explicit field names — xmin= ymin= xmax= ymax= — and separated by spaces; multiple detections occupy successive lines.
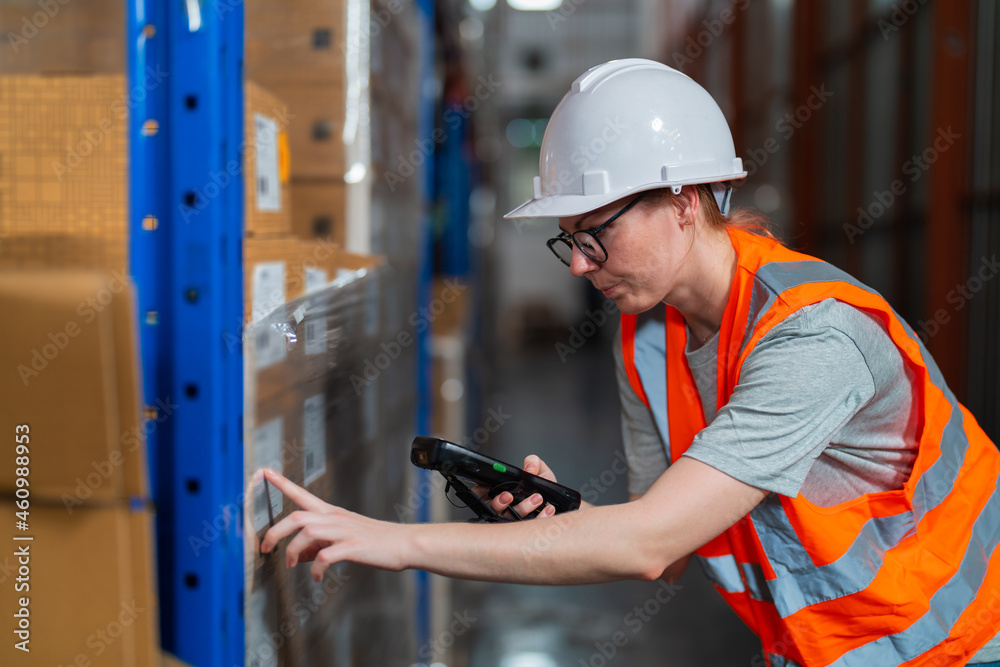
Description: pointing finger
xmin=262 ymin=468 xmax=329 ymax=512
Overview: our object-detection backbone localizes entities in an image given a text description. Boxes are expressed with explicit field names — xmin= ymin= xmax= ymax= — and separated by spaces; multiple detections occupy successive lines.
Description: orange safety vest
xmin=621 ymin=228 xmax=1000 ymax=667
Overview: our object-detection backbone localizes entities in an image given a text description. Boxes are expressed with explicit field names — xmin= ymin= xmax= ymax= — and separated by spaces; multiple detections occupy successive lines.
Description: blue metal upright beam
xmin=414 ymin=0 xmax=435 ymax=658
xmin=129 ymin=1 xmax=245 ymax=665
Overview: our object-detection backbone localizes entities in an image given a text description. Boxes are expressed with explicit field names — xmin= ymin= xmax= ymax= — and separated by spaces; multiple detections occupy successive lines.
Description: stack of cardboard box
xmin=0 ymin=72 xmax=362 ymax=324
xmin=0 ymin=75 xmax=130 ymax=271
xmin=0 ymin=272 xmax=161 ymax=666
xmin=247 ymin=0 xmax=348 ymax=246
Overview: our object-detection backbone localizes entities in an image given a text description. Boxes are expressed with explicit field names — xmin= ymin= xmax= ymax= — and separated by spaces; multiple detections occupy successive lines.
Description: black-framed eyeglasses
xmin=546 ymin=195 xmax=645 ymax=267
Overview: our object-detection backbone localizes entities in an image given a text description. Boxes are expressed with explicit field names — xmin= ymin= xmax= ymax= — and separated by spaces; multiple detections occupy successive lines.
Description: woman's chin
xmin=613 ymin=295 xmax=659 ymax=316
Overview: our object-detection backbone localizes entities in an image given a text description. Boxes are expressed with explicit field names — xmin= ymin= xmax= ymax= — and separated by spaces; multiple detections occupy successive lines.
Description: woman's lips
xmin=599 ymin=283 xmax=620 ymax=297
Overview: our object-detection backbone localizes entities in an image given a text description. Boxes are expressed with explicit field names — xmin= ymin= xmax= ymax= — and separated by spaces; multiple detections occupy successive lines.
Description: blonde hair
xmin=641 ymin=183 xmax=775 ymax=239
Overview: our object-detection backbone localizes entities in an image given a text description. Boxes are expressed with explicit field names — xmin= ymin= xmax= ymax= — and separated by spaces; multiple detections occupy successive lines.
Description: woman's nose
xmin=569 ymin=245 xmax=599 ymax=277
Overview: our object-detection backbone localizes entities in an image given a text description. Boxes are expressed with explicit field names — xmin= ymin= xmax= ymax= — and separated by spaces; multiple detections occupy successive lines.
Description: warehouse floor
xmin=449 ymin=330 xmax=763 ymax=666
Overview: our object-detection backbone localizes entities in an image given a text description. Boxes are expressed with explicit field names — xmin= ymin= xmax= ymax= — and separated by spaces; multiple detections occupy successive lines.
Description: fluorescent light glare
xmin=499 ymin=653 xmax=559 ymax=667
xmin=507 ymin=0 xmax=562 ymax=11
xmin=185 ymin=0 xmax=202 ymax=32
xmin=344 ymin=162 xmax=367 ymax=183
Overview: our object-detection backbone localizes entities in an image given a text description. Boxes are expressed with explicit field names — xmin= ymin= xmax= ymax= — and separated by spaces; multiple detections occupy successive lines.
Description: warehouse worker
xmin=260 ymin=59 xmax=1000 ymax=666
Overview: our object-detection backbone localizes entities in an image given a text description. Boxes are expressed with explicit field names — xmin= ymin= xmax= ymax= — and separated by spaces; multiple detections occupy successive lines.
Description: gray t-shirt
xmin=614 ymin=298 xmax=1000 ymax=661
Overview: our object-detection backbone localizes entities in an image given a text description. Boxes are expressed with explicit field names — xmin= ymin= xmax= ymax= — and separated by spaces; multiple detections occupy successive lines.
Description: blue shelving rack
xmin=414 ymin=0 xmax=436 ymax=658
xmin=128 ymin=1 xmax=246 ymax=665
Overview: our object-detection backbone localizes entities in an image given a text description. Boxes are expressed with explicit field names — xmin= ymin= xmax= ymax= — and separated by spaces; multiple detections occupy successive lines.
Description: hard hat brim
xmin=502 ymin=174 xmax=747 ymax=220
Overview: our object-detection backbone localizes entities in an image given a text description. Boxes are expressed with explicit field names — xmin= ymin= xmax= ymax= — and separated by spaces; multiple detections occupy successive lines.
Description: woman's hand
xmin=478 ymin=454 xmax=560 ymax=519
xmin=259 ymin=468 xmax=411 ymax=581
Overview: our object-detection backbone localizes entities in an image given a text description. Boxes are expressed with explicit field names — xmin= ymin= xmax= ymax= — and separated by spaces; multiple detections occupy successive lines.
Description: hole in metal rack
xmin=142 ymin=215 xmax=158 ymax=231
xmin=186 ymin=478 xmax=200 ymax=493
xmin=145 ymin=311 xmax=158 ymax=325
xmin=185 ymin=383 xmax=199 ymax=398
xmin=141 ymin=119 xmax=159 ymax=136
xmin=185 ymin=95 xmax=197 ymax=110
xmin=184 ymin=573 xmax=198 ymax=588
xmin=185 ymin=288 xmax=199 ymax=303
xmin=312 ymin=120 xmax=333 ymax=141
xmin=184 ymin=191 xmax=198 ymax=207
xmin=313 ymin=216 xmax=332 ymax=236
xmin=313 ymin=28 xmax=331 ymax=49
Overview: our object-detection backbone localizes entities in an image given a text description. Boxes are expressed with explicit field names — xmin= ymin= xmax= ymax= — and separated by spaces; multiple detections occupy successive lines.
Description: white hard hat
xmin=504 ymin=58 xmax=746 ymax=220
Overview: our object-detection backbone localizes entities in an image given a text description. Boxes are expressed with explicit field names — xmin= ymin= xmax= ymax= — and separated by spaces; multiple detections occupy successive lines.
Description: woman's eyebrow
xmin=560 ymin=211 xmax=601 ymax=235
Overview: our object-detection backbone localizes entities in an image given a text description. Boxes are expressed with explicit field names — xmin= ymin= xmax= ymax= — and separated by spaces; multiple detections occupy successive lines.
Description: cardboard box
xmin=246 ymin=0 xmax=345 ymax=85
xmin=290 ymin=179 xmax=346 ymax=244
xmin=0 ymin=0 xmax=126 ymax=74
xmin=0 ymin=271 xmax=147 ymax=504
xmin=244 ymin=236 xmax=301 ymax=323
xmin=245 ymin=81 xmax=292 ymax=237
xmin=265 ymin=81 xmax=345 ymax=179
xmin=0 ymin=234 xmax=128 ymax=272
xmin=246 ymin=388 xmax=305 ymax=544
xmin=290 ymin=239 xmax=380 ymax=294
xmin=0 ymin=75 xmax=129 ymax=251
xmin=0 ymin=503 xmax=159 ymax=666
xmin=0 ymin=76 xmax=294 ymax=264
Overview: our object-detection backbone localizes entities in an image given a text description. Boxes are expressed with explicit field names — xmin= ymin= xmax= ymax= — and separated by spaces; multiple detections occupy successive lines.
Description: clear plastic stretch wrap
xmin=243 ymin=261 xmax=417 ymax=666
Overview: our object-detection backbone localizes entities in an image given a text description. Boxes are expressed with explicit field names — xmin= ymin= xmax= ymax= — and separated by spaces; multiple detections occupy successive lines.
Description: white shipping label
xmin=253 ymin=417 xmax=284 ymax=533
xmin=304 ymin=316 xmax=327 ymax=356
xmin=254 ymin=113 xmax=281 ymax=212
xmin=303 ymin=394 xmax=327 ymax=486
xmin=305 ymin=266 xmax=328 ymax=294
xmin=252 ymin=261 xmax=285 ymax=323
xmin=253 ymin=324 xmax=286 ymax=369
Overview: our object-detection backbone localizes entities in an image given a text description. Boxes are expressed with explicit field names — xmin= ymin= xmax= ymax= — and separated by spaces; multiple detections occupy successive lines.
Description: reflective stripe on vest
xmin=620 ymin=229 xmax=1000 ymax=666
xmin=633 ymin=306 xmax=670 ymax=461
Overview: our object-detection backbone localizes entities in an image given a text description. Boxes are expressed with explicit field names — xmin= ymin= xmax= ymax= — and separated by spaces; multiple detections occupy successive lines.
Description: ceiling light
xmin=507 ymin=0 xmax=562 ymax=11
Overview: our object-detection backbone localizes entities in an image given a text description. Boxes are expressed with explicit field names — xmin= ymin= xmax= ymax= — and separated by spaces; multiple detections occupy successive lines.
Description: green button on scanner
xmin=492 ymin=462 xmax=506 ymax=473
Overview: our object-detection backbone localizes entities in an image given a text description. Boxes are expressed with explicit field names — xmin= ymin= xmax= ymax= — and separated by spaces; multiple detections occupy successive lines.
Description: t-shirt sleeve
xmin=681 ymin=318 xmax=877 ymax=497
xmin=613 ymin=326 xmax=669 ymax=495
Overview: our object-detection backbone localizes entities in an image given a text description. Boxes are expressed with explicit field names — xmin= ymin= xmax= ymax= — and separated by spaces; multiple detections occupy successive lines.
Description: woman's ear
xmin=674 ymin=185 xmax=701 ymax=225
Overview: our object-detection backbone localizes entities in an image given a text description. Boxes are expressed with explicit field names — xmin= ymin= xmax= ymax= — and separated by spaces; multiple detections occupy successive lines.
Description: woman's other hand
xmin=479 ymin=454 xmax=560 ymax=519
